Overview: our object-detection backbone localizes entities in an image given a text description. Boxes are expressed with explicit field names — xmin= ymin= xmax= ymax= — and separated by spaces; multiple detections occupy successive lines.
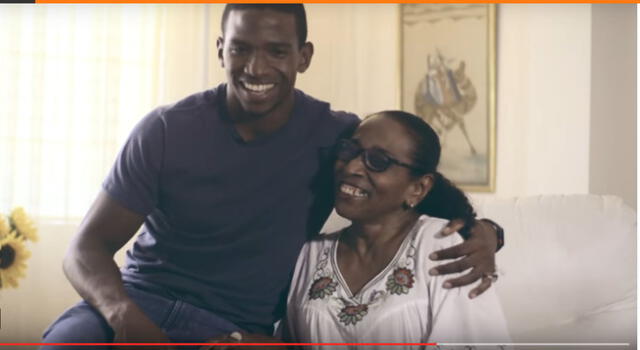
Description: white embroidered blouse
xmin=286 ymin=215 xmax=511 ymax=349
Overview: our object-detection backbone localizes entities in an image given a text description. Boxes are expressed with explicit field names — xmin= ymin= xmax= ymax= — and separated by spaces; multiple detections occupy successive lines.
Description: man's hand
xmin=110 ymin=302 xmax=175 ymax=350
xmin=201 ymin=331 xmax=288 ymax=350
xmin=429 ymin=219 xmax=498 ymax=298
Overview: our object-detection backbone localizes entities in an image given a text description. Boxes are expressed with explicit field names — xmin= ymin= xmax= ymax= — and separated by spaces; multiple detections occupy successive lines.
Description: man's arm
xmin=63 ymin=190 xmax=172 ymax=345
xmin=429 ymin=219 xmax=500 ymax=298
xmin=417 ymin=173 xmax=502 ymax=299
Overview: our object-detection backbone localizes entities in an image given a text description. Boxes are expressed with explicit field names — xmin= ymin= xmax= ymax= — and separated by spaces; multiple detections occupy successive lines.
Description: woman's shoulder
xmin=291 ymin=230 xmax=342 ymax=284
xmin=302 ymin=229 xmax=342 ymax=253
xmin=414 ymin=215 xmax=465 ymax=250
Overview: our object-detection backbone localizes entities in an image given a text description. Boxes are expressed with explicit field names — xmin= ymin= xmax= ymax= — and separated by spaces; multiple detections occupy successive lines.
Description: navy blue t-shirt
xmin=103 ymin=84 xmax=359 ymax=333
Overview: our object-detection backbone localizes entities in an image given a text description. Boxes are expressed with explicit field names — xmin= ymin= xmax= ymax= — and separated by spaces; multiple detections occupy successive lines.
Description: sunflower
xmin=9 ymin=207 xmax=38 ymax=242
xmin=0 ymin=215 xmax=10 ymax=238
xmin=0 ymin=231 xmax=31 ymax=288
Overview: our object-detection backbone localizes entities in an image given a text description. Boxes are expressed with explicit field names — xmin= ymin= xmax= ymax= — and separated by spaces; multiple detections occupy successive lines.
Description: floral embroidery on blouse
xmin=308 ymin=247 xmax=337 ymax=299
xmin=308 ymin=227 xmax=420 ymax=327
xmin=386 ymin=267 xmax=415 ymax=295
xmin=338 ymin=303 xmax=369 ymax=326
xmin=309 ymin=276 xmax=338 ymax=300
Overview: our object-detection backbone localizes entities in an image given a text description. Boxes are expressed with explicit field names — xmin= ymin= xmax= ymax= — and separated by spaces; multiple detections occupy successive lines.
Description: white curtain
xmin=0 ymin=4 xmax=224 ymax=223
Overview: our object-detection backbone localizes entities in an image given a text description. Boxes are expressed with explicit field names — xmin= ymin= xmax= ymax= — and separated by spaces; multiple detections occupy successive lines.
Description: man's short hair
xmin=221 ymin=4 xmax=308 ymax=48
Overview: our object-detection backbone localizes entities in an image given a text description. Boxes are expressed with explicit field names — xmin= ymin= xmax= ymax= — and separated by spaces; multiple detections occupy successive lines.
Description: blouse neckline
xmin=330 ymin=218 xmax=422 ymax=300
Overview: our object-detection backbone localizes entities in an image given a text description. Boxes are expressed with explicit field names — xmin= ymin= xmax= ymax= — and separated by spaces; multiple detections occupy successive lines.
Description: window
xmin=0 ymin=4 xmax=220 ymax=222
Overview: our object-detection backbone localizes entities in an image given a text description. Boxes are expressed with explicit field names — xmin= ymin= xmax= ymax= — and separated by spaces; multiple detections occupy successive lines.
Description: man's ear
xmin=297 ymin=42 xmax=314 ymax=73
xmin=407 ymin=173 xmax=434 ymax=206
xmin=216 ymin=37 xmax=225 ymax=68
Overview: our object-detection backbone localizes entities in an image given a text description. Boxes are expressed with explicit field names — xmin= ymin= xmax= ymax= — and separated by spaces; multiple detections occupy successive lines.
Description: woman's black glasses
xmin=335 ymin=139 xmax=421 ymax=173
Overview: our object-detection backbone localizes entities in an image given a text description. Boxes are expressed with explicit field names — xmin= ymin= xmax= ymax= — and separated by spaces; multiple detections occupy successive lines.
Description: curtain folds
xmin=0 ymin=4 xmax=223 ymax=222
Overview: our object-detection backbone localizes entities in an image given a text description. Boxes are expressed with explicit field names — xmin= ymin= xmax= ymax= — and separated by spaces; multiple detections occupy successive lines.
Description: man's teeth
xmin=243 ymin=82 xmax=275 ymax=92
xmin=340 ymin=184 xmax=368 ymax=198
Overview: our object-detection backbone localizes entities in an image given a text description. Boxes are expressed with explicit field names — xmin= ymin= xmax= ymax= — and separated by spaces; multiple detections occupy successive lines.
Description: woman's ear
xmin=406 ymin=173 xmax=434 ymax=207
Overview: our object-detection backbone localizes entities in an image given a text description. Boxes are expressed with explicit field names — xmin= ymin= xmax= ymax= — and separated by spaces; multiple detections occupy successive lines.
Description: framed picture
xmin=400 ymin=4 xmax=496 ymax=192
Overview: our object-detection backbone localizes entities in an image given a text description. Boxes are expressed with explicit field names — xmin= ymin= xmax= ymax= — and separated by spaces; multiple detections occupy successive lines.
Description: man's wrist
xmin=480 ymin=218 xmax=504 ymax=252
xmin=100 ymin=296 xmax=139 ymax=329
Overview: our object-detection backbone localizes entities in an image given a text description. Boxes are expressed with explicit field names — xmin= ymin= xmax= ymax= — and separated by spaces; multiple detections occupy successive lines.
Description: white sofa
xmin=477 ymin=195 xmax=636 ymax=349
xmin=322 ymin=194 xmax=637 ymax=349
xmin=1 ymin=194 xmax=636 ymax=349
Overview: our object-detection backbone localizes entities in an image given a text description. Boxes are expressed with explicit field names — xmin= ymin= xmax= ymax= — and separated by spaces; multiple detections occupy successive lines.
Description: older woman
xmin=285 ymin=111 xmax=510 ymax=348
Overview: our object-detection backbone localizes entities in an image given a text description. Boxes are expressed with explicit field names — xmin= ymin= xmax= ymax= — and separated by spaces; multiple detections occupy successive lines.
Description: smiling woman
xmin=286 ymin=111 xmax=510 ymax=348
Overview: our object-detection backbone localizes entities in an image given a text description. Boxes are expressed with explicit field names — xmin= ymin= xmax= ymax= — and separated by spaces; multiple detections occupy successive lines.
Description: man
xmin=42 ymin=4 xmax=501 ymax=347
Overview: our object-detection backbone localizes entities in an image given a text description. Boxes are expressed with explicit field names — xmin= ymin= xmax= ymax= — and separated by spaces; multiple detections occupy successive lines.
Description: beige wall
xmin=298 ymin=4 xmax=400 ymax=117
xmin=492 ymin=4 xmax=593 ymax=199
xmin=589 ymin=4 xmax=637 ymax=210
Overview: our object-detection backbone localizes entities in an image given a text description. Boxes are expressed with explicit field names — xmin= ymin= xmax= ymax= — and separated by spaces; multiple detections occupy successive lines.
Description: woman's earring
xmin=403 ymin=201 xmax=415 ymax=210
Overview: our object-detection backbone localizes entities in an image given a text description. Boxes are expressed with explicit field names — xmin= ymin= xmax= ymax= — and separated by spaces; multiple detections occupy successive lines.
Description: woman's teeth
xmin=340 ymin=184 xmax=368 ymax=198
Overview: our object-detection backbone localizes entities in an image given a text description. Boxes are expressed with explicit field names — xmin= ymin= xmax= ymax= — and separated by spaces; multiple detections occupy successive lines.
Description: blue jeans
xmin=41 ymin=284 xmax=243 ymax=349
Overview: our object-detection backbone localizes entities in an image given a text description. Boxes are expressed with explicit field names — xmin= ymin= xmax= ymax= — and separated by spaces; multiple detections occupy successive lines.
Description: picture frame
xmin=400 ymin=4 xmax=496 ymax=192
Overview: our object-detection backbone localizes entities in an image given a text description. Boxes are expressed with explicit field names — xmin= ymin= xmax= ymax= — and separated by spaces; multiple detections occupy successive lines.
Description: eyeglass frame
xmin=334 ymin=138 xmax=424 ymax=173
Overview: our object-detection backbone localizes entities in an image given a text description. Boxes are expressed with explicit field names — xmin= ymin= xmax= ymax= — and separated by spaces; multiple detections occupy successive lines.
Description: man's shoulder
xmin=160 ymin=85 xmax=222 ymax=117
xmin=126 ymin=86 xmax=223 ymax=142
xmin=295 ymin=89 xmax=360 ymax=132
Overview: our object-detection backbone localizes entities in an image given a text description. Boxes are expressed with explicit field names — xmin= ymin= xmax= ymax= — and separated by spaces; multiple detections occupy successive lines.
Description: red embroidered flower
xmin=338 ymin=304 xmax=368 ymax=326
xmin=309 ymin=276 xmax=337 ymax=300
xmin=386 ymin=267 xmax=415 ymax=295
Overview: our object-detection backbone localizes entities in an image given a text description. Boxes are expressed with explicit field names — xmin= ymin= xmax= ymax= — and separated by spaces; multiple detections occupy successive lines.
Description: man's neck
xmin=233 ymin=112 xmax=290 ymax=142
xmin=226 ymin=93 xmax=295 ymax=143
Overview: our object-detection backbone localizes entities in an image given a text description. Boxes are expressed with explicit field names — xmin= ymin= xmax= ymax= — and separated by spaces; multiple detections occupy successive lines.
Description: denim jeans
xmin=40 ymin=284 xmax=243 ymax=350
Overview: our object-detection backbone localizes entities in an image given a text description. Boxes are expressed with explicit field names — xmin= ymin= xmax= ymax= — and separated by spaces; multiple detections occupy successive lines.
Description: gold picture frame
xmin=400 ymin=4 xmax=496 ymax=192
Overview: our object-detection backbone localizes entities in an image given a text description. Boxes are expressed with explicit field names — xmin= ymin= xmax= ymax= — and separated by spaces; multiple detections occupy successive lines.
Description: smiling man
xmin=220 ymin=7 xmax=312 ymax=132
xmin=41 ymin=4 xmax=501 ymax=348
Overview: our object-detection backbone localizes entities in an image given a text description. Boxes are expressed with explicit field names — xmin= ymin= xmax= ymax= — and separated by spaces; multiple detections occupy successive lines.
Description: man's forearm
xmin=63 ymin=241 xmax=135 ymax=327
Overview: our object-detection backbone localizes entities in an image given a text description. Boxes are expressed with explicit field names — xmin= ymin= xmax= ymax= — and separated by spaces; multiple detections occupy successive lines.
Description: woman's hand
xmin=429 ymin=219 xmax=498 ymax=298
xmin=201 ymin=332 xmax=289 ymax=350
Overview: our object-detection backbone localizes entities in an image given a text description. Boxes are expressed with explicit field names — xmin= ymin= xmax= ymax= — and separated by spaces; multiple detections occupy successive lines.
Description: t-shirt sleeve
xmin=336 ymin=111 xmax=360 ymax=139
xmin=102 ymin=108 xmax=166 ymax=215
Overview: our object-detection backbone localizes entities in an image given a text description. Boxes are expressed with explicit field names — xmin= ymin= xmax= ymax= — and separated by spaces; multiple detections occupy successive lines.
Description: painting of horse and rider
xmin=401 ymin=4 xmax=496 ymax=191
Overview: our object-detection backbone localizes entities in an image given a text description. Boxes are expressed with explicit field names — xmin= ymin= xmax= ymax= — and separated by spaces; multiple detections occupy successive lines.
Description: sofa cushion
xmin=471 ymin=194 xmax=636 ymax=344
